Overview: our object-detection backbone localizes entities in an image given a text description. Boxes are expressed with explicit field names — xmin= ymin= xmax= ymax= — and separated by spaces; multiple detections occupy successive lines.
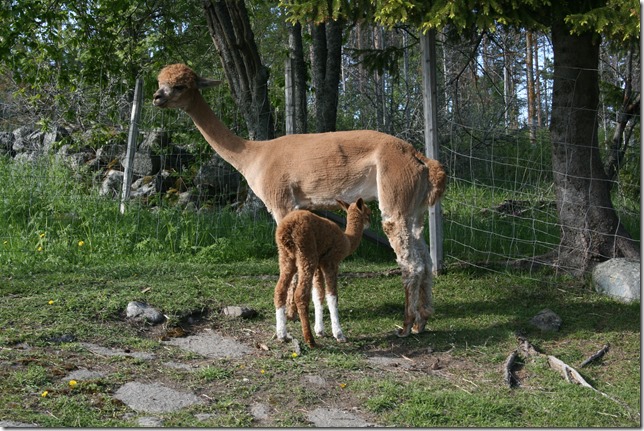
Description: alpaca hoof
xmin=335 ymin=334 xmax=347 ymax=343
xmin=276 ymin=332 xmax=292 ymax=343
xmin=412 ymin=321 xmax=427 ymax=334
xmin=396 ymin=326 xmax=412 ymax=338
xmin=315 ymin=330 xmax=325 ymax=338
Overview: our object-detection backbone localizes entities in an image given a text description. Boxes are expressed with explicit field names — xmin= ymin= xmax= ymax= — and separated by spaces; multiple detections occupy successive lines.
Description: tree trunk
xmin=525 ymin=30 xmax=536 ymax=143
xmin=202 ymin=0 xmax=274 ymax=140
xmin=311 ymin=18 xmax=343 ymax=132
xmin=549 ymin=24 xmax=639 ymax=275
xmin=288 ymin=21 xmax=308 ymax=134
xmin=201 ymin=0 xmax=271 ymax=216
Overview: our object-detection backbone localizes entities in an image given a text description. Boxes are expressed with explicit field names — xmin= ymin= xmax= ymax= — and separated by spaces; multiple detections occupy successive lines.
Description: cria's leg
xmin=295 ymin=263 xmax=316 ymax=348
xmin=312 ymin=269 xmax=326 ymax=337
xmin=275 ymin=255 xmax=296 ymax=342
xmin=321 ymin=265 xmax=346 ymax=342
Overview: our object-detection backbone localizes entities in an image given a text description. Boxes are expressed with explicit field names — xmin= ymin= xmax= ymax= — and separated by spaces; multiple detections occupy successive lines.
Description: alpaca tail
xmin=415 ymin=152 xmax=447 ymax=206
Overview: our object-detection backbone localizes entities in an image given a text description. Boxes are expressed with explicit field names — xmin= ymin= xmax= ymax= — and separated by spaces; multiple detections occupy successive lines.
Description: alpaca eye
xmin=174 ymin=85 xmax=187 ymax=91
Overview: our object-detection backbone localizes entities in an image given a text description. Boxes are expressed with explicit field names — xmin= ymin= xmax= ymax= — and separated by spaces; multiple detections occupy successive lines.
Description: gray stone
xmin=64 ymin=368 xmax=105 ymax=381
xmin=307 ymin=407 xmax=374 ymax=427
xmin=301 ymin=374 xmax=327 ymax=387
xmin=163 ymin=332 xmax=253 ymax=358
xmin=126 ymin=301 xmax=166 ymax=325
xmin=593 ymin=258 xmax=641 ymax=303
xmin=193 ymin=154 xmax=241 ymax=204
xmin=222 ymin=305 xmax=257 ymax=319
xmin=529 ymin=308 xmax=562 ymax=332
xmin=0 ymin=420 xmax=39 ymax=427
xmin=114 ymin=382 xmax=202 ymax=413
xmin=100 ymin=169 xmax=124 ymax=198
xmin=250 ymin=402 xmax=271 ymax=420
xmin=137 ymin=416 xmax=164 ymax=427
xmin=0 ymin=131 xmax=14 ymax=155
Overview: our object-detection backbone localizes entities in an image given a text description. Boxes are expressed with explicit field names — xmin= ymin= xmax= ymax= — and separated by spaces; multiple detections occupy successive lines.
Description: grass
xmin=0 ymin=156 xmax=640 ymax=427
xmin=0 ymin=259 xmax=640 ymax=427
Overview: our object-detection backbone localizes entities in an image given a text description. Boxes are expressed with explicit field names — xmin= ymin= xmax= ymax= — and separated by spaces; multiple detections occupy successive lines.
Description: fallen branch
xmin=503 ymin=350 xmax=519 ymax=388
xmin=580 ymin=344 xmax=610 ymax=368
xmin=547 ymin=355 xmax=594 ymax=388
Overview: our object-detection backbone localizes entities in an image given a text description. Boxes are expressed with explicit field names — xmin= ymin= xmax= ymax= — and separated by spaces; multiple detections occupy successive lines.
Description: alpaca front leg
xmin=275 ymin=306 xmax=292 ymax=342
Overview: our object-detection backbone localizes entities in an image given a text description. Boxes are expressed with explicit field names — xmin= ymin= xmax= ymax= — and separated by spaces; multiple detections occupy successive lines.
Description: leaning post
xmin=421 ymin=30 xmax=444 ymax=274
xmin=120 ymin=77 xmax=143 ymax=215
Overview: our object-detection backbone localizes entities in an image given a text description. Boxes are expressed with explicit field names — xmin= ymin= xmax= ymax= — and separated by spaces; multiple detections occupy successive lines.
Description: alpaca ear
xmin=197 ymin=77 xmax=221 ymax=89
xmin=356 ymin=198 xmax=364 ymax=209
xmin=336 ymin=200 xmax=350 ymax=212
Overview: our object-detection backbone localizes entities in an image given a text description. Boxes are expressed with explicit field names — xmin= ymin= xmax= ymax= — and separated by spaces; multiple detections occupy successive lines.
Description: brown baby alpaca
xmin=274 ymin=199 xmax=371 ymax=347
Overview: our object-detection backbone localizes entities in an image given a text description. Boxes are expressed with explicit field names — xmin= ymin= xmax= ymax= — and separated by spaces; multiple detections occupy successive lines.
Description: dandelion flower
xmin=69 ymin=380 xmax=78 ymax=388
xmin=48 ymin=300 xmax=54 ymax=305
xmin=78 ymin=240 xmax=85 ymax=247
xmin=291 ymin=352 xmax=298 ymax=358
xmin=41 ymin=391 xmax=49 ymax=397
xmin=39 ymin=233 xmax=46 ymax=238
xmin=37 ymin=246 xmax=43 ymax=252
xmin=339 ymin=383 xmax=347 ymax=389
xmin=260 ymin=369 xmax=265 ymax=374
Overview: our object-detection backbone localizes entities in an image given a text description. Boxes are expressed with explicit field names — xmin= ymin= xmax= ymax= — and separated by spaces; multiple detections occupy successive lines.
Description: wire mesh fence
xmin=0 ymin=32 xmax=640 ymax=280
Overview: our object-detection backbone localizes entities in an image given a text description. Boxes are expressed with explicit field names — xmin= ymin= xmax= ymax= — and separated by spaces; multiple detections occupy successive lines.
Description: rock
xmin=114 ymin=382 xmax=203 ymax=413
xmin=64 ymin=368 xmax=105 ymax=381
xmin=163 ymin=332 xmax=253 ymax=358
xmin=307 ymin=407 xmax=374 ymax=427
xmin=100 ymin=169 xmax=124 ymax=198
xmin=42 ymin=125 xmax=70 ymax=153
xmin=137 ymin=416 xmax=164 ymax=427
xmin=222 ymin=306 xmax=257 ymax=319
xmin=250 ymin=403 xmax=271 ymax=420
xmin=193 ymin=154 xmax=241 ymax=205
xmin=592 ymin=258 xmax=640 ymax=303
xmin=529 ymin=308 xmax=562 ymax=332
xmin=0 ymin=420 xmax=39 ymax=427
xmin=126 ymin=301 xmax=166 ymax=324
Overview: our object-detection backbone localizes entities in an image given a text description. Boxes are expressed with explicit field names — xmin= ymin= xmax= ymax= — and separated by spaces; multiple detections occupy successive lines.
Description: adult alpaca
xmin=275 ymin=198 xmax=371 ymax=347
xmin=153 ymin=64 xmax=447 ymax=336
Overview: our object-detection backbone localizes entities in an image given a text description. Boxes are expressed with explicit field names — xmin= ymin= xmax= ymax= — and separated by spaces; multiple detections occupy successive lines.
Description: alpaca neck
xmin=185 ymin=92 xmax=251 ymax=174
xmin=344 ymin=215 xmax=365 ymax=254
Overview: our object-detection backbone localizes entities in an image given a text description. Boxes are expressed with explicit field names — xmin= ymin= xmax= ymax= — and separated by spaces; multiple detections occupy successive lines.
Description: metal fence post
xmin=120 ymin=77 xmax=143 ymax=214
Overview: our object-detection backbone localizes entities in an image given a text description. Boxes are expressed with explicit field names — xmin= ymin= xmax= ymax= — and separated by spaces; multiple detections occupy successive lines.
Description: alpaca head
xmin=153 ymin=64 xmax=220 ymax=110
xmin=337 ymin=198 xmax=371 ymax=230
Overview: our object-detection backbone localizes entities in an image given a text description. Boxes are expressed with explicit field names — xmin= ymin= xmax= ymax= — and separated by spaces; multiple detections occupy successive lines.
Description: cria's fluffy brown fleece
xmin=274 ymin=199 xmax=371 ymax=347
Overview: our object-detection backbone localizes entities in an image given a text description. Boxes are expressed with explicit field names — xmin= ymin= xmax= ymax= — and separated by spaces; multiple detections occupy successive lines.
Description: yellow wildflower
xmin=37 ymin=246 xmax=43 ymax=252
xmin=39 ymin=233 xmax=46 ymax=238
xmin=260 ymin=369 xmax=265 ymax=374
xmin=339 ymin=383 xmax=347 ymax=389
xmin=69 ymin=380 xmax=78 ymax=388
xmin=291 ymin=352 xmax=298 ymax=358
xmin=48 ymin=300 xmax=54 ymax=305
xmin=78 ymin=240 xmax=85 ymax=247
xmin=41 ymin=391 xmax=49 ymax=397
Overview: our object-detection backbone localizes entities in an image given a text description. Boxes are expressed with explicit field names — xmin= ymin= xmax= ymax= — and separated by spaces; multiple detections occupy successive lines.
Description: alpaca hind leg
xmin=275 ymin=257 xmax=296 ymax=342
xmin=312 ymin=269 xmax=326 ymax=337
xmin=321 ymin=266 xmax=346 ymax=342
xmin=285 ymin=276 xmax=299 ymax=321
xmin=295 ymin=266 xmax=316 ymax=347
xmin=412 ymin=229 xmax=434 ymax=334
xmin=383 ymin=219 xmax=423 ymax=337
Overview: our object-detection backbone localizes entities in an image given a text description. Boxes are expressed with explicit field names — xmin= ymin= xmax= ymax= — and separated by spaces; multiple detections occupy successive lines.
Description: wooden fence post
xmin=421 ymin=30 xmax=444 ymax=274
xmin=120 ymin=78 xmax=143 ymax=214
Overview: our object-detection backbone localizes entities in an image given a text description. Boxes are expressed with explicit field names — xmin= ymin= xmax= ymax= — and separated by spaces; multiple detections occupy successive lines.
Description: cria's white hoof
xmin=334 ymin=334 xmax=347 ymax=343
